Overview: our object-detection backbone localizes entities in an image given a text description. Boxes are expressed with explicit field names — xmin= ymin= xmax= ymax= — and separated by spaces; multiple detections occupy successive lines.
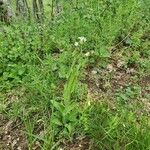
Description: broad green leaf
xmin=51 ymin=100 xmax=64 ymax=112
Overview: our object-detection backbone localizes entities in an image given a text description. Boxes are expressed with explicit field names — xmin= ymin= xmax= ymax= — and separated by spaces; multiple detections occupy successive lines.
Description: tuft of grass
xmin=86 ymin=102 xmax=150 ymax=150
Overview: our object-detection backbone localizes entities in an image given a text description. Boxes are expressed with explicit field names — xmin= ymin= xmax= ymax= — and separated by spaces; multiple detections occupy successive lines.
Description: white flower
xmin=78 ymin=36 xmax=87 ymax=44
xmin=74 ymin=42 xmax=79 ymax=47
xmin=85 ymin=52 xmax=90 ymax=57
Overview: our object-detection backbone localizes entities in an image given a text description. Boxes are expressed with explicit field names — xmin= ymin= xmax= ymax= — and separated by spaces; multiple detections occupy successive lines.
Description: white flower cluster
xmin=74 ymin=36 xmax=94 ymax=57
xmin=74 ymin=36 xmax=87 ymax=47
xmin=78 ymin=36 xmax=87 ymax=43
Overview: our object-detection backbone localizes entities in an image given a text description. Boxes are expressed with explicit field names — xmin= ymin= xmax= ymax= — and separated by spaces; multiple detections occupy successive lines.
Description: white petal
xmin=85 ymin=52 xmax=90 ymax=57
xmin=74 ymin=42 xmax=79 ymax=46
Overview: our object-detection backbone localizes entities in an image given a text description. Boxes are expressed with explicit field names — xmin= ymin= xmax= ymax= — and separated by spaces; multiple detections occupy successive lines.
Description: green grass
xmin=0 ymin=0 xmax=150 ymax=149
xmin=86 ymin=102 xmax=150 ymax=150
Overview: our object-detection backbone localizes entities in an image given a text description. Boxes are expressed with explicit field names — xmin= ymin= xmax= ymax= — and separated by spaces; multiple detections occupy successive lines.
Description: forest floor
xmin=0 ymin=50 xmax=149 ymax=149
xmin=0 ymin=1 xmax=150 ymax=149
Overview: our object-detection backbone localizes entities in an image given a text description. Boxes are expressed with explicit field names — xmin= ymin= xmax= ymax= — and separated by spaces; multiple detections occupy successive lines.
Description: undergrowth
xmin=0 ymin=0 xmax=150 ymax=149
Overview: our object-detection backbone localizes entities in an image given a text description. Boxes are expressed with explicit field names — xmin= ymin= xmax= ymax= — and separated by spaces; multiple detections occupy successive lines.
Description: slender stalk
xmin=51 ymin=0 xmax=54 ymax=20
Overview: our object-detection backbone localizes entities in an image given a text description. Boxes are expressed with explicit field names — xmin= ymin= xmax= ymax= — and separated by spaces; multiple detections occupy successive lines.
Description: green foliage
xmin=0 ymin=0 xmax=150 ymax=149
xmin=51 ymin=100 xmax=78 ymax=139
xmin=86 ymin=102 xmax=150 ymax=150
xmin=51 ymin=52 xmax=86 ymax=139
xmin=115 ymin=86 xmax=142 ymax=104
